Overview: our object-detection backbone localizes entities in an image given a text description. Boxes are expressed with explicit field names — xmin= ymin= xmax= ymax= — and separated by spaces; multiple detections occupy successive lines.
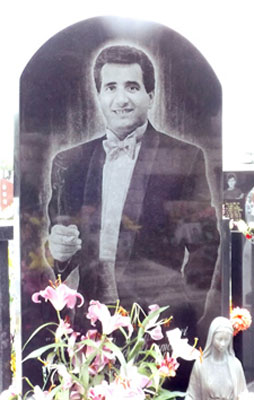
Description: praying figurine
xmin=185 ymin=316 xmax=248 ymax=400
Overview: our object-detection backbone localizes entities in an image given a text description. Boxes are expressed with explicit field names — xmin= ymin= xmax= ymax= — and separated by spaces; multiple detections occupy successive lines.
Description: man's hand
xmin=48 ymin=224 xmax=82 ymax=262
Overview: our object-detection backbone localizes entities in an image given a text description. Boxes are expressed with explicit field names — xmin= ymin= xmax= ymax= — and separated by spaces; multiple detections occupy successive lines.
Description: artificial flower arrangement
xmin=229 ymin=219 xmax=254 ymax=243
xmin=230 ymin=306 xmax=252 ymax=336
xmin=2 ymin=278 xmax=201 ymax=400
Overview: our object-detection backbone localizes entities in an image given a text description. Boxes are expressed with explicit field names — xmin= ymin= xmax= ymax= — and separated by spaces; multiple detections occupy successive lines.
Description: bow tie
xmin=103 ymin=136 xmax=137 ymax=161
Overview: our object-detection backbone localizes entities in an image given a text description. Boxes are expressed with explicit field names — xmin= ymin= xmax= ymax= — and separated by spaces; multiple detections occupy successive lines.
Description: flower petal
xmin=166 ymin=328 xmax=199 ymax=360
xmin=147 ymin=325 xmax=163 ymax=341
xmin=31 ymin=292 xmax=42 ymax=303
xmin=76 ymin=293 xmax=84 ymax=308
xmin=87 ymin=300 xmax=110 ymax=326
xmin=42 ymin=286 xmax=66 ymax=311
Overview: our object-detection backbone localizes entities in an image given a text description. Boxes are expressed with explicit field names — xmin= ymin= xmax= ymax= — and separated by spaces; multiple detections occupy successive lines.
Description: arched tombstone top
xmin=21 ymin=16 xmax=221 ymax=148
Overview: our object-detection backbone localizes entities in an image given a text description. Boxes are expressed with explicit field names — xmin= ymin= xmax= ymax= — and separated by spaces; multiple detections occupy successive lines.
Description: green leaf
xmin=104 ymin=341 xmax=126 ymax=366
xmin=22 ymin=322 xmax=58 ymax=351
xmin=92 ymin=373 xmax=105 ymax=386
xmin=154 ymin=388 xmax=186 ymax=400
xmin=23 ymin=390 xmax=33 ymax=400
xmin=83 ymin=348 xmax=100 ymax=367
xmin=55 ymin=389 xmax=70 ymax=400
xmin=137 ymin=305 xmax=169 ymax=340
xmin=22 ymin=342 xmax=67 ymax=362
xmin=139 ymin=348 xmax=160 ymax=361
xmin=118 ymin=325 xmax=129 ymax=340
xmin=80 ymin=362 xmax=89 ymax=389
xmin=139 ymin=361 xmax=157 ymax=376
xmin=76 ymin=338 xmax=103 ymax=349
xmin=127 ymin=338 xmax=145 ymax=361
xmin=46 ymin=385 xmax=64 ymax=400
xmin=140 ymin=362 xmax=160 ymax=390
xmin=142 ymin=306 xmax=169 ymax=328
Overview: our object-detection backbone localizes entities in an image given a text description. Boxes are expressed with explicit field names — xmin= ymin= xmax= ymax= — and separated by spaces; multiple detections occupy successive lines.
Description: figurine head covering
xmin=203 ymin=316 xmax=234 ymax=358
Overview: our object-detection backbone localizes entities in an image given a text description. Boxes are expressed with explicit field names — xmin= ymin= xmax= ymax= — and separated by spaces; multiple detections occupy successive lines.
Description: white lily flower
xmin=31 ymin=386 xmax=54 ymax=400
xmin=0 ymin=385 xmax=19 ymax=400
xmin=166 ymin=328 xmax=200 ymax=361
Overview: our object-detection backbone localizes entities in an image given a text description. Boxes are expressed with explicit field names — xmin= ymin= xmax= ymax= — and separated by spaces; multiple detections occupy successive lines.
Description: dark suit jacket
xmin=48 ymin=124 xmax=219 ymax=331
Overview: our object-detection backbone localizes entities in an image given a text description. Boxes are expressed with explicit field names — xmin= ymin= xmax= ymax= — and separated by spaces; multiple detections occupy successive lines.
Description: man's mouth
xmin=113 ymin=109 xmax=133 ymax=115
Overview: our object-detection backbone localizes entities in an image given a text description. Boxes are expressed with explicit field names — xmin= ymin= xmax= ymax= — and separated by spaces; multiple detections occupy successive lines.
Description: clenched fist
xmin=48 ymin=224 xmax=82 ymax=262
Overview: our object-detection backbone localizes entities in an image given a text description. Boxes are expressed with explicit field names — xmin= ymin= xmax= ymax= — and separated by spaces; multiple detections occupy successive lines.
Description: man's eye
xmin=105 ymin=86 xmax=116 ymax=92
xmin=128 ymin=86 xmax=139 ymax=92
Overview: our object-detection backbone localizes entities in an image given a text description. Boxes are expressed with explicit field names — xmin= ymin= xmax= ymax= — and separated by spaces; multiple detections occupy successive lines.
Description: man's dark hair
xmin=94 ymin=45 xmax=155 ymax=93
xmin=227 ymin=173 xmax=237 ymax=182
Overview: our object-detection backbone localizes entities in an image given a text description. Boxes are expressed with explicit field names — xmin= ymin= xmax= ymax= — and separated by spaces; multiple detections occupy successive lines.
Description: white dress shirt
xmin=99 ymin=122 xmax=147 ymax=262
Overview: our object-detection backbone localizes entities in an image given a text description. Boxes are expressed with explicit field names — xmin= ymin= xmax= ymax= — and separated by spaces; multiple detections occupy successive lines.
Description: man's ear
xmin=148 ymin=91 xmax=155 ymax=108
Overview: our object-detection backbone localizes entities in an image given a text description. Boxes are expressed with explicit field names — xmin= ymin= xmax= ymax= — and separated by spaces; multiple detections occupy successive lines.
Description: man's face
xmin=98 ymin=63 xmax=154 ymax=139
xmin=228 ymin=177 xmax=236 ymax=189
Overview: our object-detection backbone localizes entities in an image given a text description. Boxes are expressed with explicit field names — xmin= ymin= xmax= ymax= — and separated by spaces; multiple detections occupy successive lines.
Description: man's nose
xmin=113 ymin=88 xmax=129 ymax=106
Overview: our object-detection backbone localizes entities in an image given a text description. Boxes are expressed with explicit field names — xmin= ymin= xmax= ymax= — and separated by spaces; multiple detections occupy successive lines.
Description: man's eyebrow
xmin=125 ymin=81 xmax=141 ymax=87
xmin=103 ymin=81 xmax=141 ymax=87
xmin=103 ymin=81 xmax=117 ymax=87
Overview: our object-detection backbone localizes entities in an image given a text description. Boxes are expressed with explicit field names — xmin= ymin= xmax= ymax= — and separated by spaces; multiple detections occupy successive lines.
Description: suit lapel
xmin=116 ymin=125 xmax=160 ymax=262
xmin=81 ymin=137 xmax=105 ymax=259
xmin=82 ymin=137 xmax=105 ymax=208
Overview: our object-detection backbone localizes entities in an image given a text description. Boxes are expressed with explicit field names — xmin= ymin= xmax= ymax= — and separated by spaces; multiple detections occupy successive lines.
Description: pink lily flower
xmin=88 ymin=369 xmax=148 ymax=400
xmin=57 ymin=364 xmax=73 ymax=390
xmin=109 ymin=368 xmax=147 ymax=400
xmin=157 ymin=352 xmax=179 ymax=377
xmin=146 ymin=324 xmax=163 ymax=341
xmin=91 ymin=362 xmax=151 ymax=399
xmin=69 ymin=332 xmax=86 ymax=372
xmin=118 ymin=362 xmax=151 ymax=390
xmin=144 ymin=304 xmax=164 ymax=341
xmin=55 ymin=318 xmax=73 ymax=341
xmin=70 ymin=329 xmax=115 ymax=375
xmin=70 ymin=382 xmax=85 ymax=400
xmin=88 ymin=381 xmax=110 ymax=400
xmin=87 ymin=300 xmax=133 ymax=337
xmin=166 ymin=328 xmax=200 ymax=360
xmin=108 ymin=382 xmax=145 ymax=400
xmin=85 ymin=330 xmax=115 ymax=375
xmin=68 ymin=331 xmax=81 ymax=361
xmin=32 ymin=283 xmax=84 ymax=311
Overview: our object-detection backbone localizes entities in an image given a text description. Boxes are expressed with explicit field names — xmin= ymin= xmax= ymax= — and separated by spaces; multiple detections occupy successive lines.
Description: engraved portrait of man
xmin=20 ymin=17 xmax=221 ymax=390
